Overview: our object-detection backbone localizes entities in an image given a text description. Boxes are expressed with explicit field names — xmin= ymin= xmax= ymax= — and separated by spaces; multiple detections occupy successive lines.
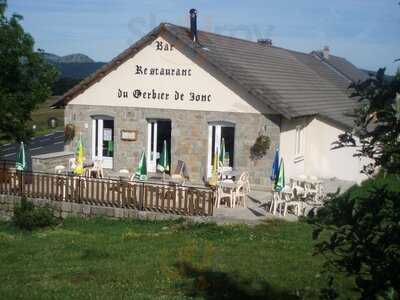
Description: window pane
xmin=211 ymin=126 xmax=216 ymax=164
xmin=221 ymin=126 xmax=235 ymax=167
xmin=103 ymin=120 xmax=114 ymax=158
xmin=95 ymin=120 xmax=98 ymax=156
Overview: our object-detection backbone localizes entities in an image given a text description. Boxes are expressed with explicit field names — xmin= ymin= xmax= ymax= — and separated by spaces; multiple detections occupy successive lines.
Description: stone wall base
xmin=32 ymin=151 xmax=74 ymax=173
xmin=0 ymin=194 xmax=212 ymax=223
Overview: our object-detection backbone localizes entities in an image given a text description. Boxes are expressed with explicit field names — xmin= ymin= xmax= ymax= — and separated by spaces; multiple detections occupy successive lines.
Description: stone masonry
xmin=32 ymin=151 xmax=74 ymax=173
xmin=0 ymin=195 xmax=211 ymax=222
xmin=63 ymin=105 xmax=280 ymax=189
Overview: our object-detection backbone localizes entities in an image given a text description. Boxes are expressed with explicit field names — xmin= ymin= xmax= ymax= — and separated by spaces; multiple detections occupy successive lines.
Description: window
xmin=91 ymin=115 xmax=114 ymax=169
xmin=295 ymin=125 xmax=303 ymax=157
xmin=207 ymin=121 xmax=235 ymax=178
xmin=146 ymin=120 xmax=171 ymax=173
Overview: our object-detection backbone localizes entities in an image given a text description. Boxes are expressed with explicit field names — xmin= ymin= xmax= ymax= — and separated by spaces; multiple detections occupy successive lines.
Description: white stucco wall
xmin=279 ymin=116 xmax=309 ymax=178
xmin=280 ymin=117 xmax=368 ymax=183
xmin=69 ymin=35 xmax=260 ymax=114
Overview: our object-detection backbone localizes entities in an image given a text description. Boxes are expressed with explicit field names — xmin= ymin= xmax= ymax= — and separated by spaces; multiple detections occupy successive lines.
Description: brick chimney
xmin=258 ymin=39 xmax=272 ymax=47
xmin=323 ymin=45 xmax=330 ymax=60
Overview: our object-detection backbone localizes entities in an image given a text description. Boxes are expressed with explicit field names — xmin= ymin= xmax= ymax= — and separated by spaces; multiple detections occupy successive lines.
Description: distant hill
xmin=42 ymin=52 xmax=107 ymax=79
xmin=43 ymin=53 xmax=95 ymax=64
xmin=41 ymin=52 xmax=107 ymax=95
xmin=52 ymin=62 xmax=106 ymax=79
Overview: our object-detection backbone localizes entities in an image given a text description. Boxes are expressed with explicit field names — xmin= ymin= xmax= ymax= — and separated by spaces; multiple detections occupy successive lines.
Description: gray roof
xmin=167 ymin=24 xmax=366 ymax=127
xmin=312 ymin=51 xmax=369 ymax=83
xmin=54 ymin=23 xmax=368 ymax=128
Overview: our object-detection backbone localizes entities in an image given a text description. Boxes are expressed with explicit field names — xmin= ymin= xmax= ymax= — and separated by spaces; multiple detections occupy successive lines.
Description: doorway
xmin=207 ymin=122 xmax=235 ymax=178
xmin=92 ymin=116 xmax=114 ymax=169
xmin=147 ymin=120 xmax=171 ymax=173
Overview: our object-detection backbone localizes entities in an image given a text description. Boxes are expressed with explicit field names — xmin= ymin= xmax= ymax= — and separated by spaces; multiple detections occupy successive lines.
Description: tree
xmin=0 ymin=0 xmax=58 ymax=142
xmin=52 ymin=77 xmax=82 ymax=96
xmin=310 ymin=70 xmax=400 ymax=300
xmin=333 ymin=69 xmax=400 ymax=176
xmin=311 ymin=174 xmax=400 ymax=299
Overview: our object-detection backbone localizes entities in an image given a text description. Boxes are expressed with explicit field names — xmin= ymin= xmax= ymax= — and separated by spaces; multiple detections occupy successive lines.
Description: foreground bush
xmin=13 ymin=197 xmax=58 ymax=230
xmin=310 ymin=174 xmax=400 ymax=299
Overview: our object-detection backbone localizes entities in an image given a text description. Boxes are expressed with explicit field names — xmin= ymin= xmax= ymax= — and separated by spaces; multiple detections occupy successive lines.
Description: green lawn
xmin=0 ymin=218 xmax=356 ymax=299
xmin=28 ymin=96 xmax=64 ymax=136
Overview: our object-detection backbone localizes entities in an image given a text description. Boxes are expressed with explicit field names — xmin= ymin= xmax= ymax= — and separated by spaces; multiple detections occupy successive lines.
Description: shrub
xmin=309 ymin=174 xmax=400 ymax=299
xmin=13 ymin=197 xmax=58 ymax=230
xmin=250 ymin=135 xmax=271 ymax=160
xmin=64 ymin=123 xmax=75 ymax=143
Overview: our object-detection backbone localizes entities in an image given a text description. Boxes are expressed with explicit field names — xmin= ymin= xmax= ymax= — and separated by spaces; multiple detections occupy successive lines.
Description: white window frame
xmin=206 ymin=121 xmax=235 ymax=178
xmin=147 ymin=121 xmax=158 ymax=173
xmin=294 ymin=125 xmax=304 ymax=161
xmin=91 ymin=116 xmax=114 ymax=169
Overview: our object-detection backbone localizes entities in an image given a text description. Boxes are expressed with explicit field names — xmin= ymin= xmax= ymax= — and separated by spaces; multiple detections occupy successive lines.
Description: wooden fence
xmin=0 ymin=167 xmax=215 ymax=216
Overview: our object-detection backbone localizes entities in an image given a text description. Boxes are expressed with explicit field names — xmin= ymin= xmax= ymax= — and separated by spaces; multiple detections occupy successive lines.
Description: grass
xmin=0 ymin=218 xmax=357 ymax=299
xmin=0 ymin=97 xmax=64 ymax=145
xmin=28 ymin=96 xmax=64 ymax=133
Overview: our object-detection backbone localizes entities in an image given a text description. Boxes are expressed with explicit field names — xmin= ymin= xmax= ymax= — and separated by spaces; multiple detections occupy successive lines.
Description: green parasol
xmin=274 ymin=158 xmax=285 ymax=192
xmin=135 ymin=151 xmax=148 ymax=181
xmin=157 ymin=140 xmax=169 ymax=173
xmin=16 ymin=142 xmax=27 ymax=171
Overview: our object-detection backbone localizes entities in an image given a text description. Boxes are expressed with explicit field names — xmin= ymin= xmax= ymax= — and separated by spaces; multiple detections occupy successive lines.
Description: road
xmin=0 ymin=131 xmax=65 ymax=170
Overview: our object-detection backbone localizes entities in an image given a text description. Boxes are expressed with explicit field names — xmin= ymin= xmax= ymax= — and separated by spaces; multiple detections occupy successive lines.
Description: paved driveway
xmin=0 ymin=131 xmax=65 ymax=170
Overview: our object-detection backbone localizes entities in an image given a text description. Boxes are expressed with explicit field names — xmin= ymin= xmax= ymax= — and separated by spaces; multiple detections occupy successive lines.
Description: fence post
xmin=208 ymin=190 xmax=215 ymax=216
xmin=77 ymin=177 xmax=81 ymax=203
xmin=139 ymin=182 xmax=144 ymax=210
xmin=118 ymin=180 xmax=122 ymax=208
xmin=19 ymin=171 xmax=23 ymax=197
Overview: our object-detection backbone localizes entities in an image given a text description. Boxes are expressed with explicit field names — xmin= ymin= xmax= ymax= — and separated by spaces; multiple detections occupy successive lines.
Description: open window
xmin=207 ymin=122 xmax=235 ymax=178
xmin=147 ymin=119 xmax=171 ymax=174
xmin=92 ymin=115 xmax=114 ymax=169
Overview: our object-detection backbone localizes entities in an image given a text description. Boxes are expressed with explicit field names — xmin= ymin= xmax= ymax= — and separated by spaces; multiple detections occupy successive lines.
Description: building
xmin=47 ymin=10 xmax=369 ymax=188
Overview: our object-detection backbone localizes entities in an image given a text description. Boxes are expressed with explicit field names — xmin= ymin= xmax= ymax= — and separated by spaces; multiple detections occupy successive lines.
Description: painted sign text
xmin=117 ymin=89 xmax=211 ymax=102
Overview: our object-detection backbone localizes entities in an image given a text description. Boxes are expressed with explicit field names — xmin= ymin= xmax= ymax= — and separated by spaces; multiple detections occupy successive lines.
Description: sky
xmin=6 ymin=0 xmax=400 ymax=74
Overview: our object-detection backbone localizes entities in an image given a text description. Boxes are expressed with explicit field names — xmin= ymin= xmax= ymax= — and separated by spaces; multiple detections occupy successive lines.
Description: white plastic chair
xmin=171 ymin=160 xmax=189 ymax=184
xmin=283 ymin=193 xmax=303 ymax=216
xmin=304 ymin=182 xmax=318 ymax=201
xmin=87 ymin=159 xmax=104 ymax=178
xmin=234 ymin=172 xmax=249 ymax=207
xmin=270 ymin=186 xmax=303 ymax=216
xmin=291 ymin=177 xmax=306 ymax=199
xmin=68 ymin=158 xmax=76 ymax=171
xmin=234 ymin=180 xmax=247 ymax=207
xmin=309 ymin=176 xmax=325 ymax=200
xmin=93 ymin=160 xmax=104 ymax=178
xmin=270 ymin=191 xmax=286 ymax=215
xmin=54 ymin=165 xmax=66 ymax=174
xmin=215 ymin=184 xmax=235 ymax=208
xmin=244 ymin=175 xmax=251 ymax=194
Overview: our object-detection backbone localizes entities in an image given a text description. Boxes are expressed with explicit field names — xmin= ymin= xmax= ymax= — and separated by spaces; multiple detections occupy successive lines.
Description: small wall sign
xmin=121 ymin=130 xmax=138 ymax=141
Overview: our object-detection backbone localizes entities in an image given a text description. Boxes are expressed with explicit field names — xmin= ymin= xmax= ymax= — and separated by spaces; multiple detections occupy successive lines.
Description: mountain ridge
xmin=42 ymin=52 xmax=107 ymax=79
xmin=43 ymin=52 xmax=96 ymax=64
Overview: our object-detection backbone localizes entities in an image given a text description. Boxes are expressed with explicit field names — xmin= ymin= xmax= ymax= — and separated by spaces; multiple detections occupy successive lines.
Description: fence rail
xmin=0 ymin=160 xmax=15 ymax=170
xmin=0 ymin=167 xmax=215 ymax=216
